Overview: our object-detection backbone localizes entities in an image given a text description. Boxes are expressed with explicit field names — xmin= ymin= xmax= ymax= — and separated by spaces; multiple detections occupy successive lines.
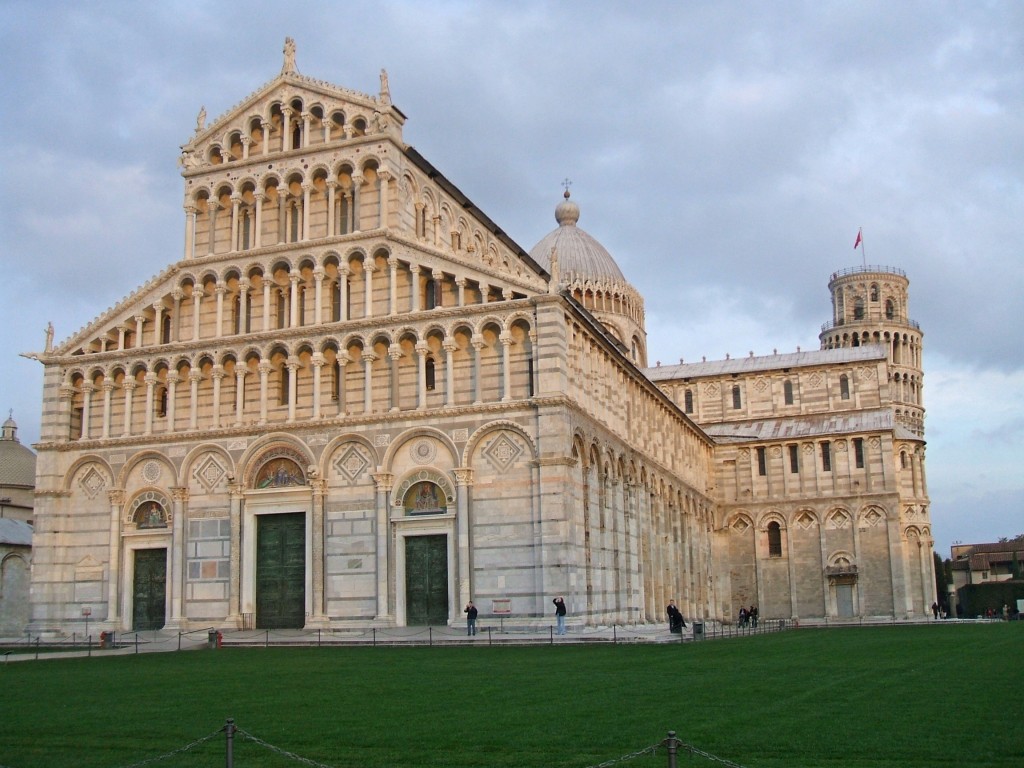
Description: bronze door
xmin=256 ymin=513 xmax=306 ymax=629
xmin=405 ymin=535 xmax=448 ymax=626
xmin=132 ymin=548 xmax=167 ymax=631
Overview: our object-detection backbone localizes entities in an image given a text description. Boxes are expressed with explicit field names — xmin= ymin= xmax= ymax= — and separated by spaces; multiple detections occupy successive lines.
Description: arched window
xmin=732 ymin=384 xmax=742 ymax=410
xmin=277 ymin=290 xmax=287 ymax=329
xmin=156 ymin=386 xmax=168 ymax=417
xmin=853 ymin=298 xmax=865 ymax=320
xmin=821 ymin=441 xmax=832 ymax=472
xmin=757 ymin=447 xmax=767 ymax=476
xmin=900 ymin=450 xmax=908 ymax=469
xmin=404 ymin=481 xmax=447 ymax=516
xmin=853 ymin=437 xmax=865 ymax=469
xmin=885 ymin=299 xmax=895 ymax=320
xmin=232 ymin=295 xmax=241 ymax=335
xmin=788 ymin=444 xmax=799 ymax=473
xmin=684 ymin=389 xmax=694 ymax=414
xmin=840 ymin=374 xmax=850 ymax=400
xmin=161 ymin=315 xmax=172 ymax=345
xmin=767 ymin=522 xmax=782 ymax=558
xmin=783 ymin=380 xmax=794 ymax=405
xmin=870 ymin=283 xmax=879 ymax=301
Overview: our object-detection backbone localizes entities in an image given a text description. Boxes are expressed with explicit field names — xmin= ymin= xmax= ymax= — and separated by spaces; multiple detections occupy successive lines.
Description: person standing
xmin=666 ymin=600 xmax=686 ymax=633
xmin=553 ymin=596 xmax=567 ymax=635
xmin=464 ymin=601 xmax=478 ymax=636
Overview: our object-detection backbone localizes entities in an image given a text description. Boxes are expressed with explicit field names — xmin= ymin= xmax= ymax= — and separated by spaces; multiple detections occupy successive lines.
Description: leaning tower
xmin=819 ymin=265 xmax=924 ymax=436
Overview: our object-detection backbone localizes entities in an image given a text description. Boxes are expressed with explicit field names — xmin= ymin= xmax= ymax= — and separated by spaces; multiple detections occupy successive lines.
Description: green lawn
xmin=1 ymin=624 xmax=1020 ymax=768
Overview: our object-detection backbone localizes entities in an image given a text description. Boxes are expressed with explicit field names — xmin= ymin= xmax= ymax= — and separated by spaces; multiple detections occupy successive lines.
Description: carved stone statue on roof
xmin=282 ymin=37 xmax=297 ymax=74
xmin=195 ymin=106 xmax=206 ymax=134
xmin=380 ymin=68 xmax=391 ymax=103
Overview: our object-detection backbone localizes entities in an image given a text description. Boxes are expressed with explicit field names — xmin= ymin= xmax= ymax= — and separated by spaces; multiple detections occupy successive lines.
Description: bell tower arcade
xmin=819 ymin=265 xmax=924 ymax=436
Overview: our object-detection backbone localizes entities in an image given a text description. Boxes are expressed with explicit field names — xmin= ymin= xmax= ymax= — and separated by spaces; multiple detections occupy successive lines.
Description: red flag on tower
xmin=853 ymin=229 xmax=862 ymax=249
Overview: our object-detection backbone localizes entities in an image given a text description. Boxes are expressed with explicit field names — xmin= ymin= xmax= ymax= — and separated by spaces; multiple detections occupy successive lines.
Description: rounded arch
xmin=238 ymin=434 xmax=316 ymax=489
xmin=63 ymin=454 xmax=116 ymax=492
xmin=117 ymin=450 xmax=179 ymax=488
xmin=384 ymin=425 xmax=460 ymax=469
xmin=462 ymin=420 xmax=539 ymax=468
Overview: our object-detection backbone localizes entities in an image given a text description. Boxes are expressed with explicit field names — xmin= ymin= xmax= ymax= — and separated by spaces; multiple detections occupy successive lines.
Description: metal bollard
xmin=225 ymin=718 xmax=236 ymax=768
xmin=665 ymin=731 xmax=680 ymax=768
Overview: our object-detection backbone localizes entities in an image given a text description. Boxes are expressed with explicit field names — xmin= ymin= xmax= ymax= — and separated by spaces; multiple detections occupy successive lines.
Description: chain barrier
xmin=677 ymin=742 xmax=747 ymax=768
xmin=235 ymin=726 xmax=340 ymax=768
xmin=110 ymin=726 xmax=225 ymax=768
xmin=582 ymin=741 xmax=662 ymax=767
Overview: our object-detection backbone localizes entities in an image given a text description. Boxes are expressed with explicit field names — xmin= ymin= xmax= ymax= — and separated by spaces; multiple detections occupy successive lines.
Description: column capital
xmin=286 ymin=360 xmax=302 ymax=372
xmin=361 ymin=351 xmax=378 ymax=364
xmin=289 ymin=273 xmax=302 ymax=286
xmin=122 ymin=380 xmax=138 ymax=392
xmin=239 ymin=278 xmax=251 ymax=292
xmin=454 ymin=467 xmax=474 ymax=487
xmin=431 ymin=268 xmax=444 ymax=280
xmin=170 ymin=486 xmax=190 ymax=503
xmin=415 ymin=341 xmax=430 ymax=355
xmin=107 ymin=489 xmax=126 ymax=506
xmin=210 ymin=365 xmax=226 ymax=380
xmin=313 ymin=267 xmax=325 ymax=281
xmin=172 ymin=288 xmax=185 ymax=302
xmin=258 ymin=360 xmax=274 ymax=374
xmin=377 ymin=168 xmax=393 ymax=182
xmin=387 ymin=255 xmax=400 ymax=269
xmin=102 ymin=381 xmax=118 ymax=393
xmin=311 ymin=352 xmax=326 ymax=367
xmin=371 ymin=471 xmax=394 ymax=492
xmin=215 ymin=282 xmax=229 ymax=296
xmin=442 ymin=339 xmax=458 ymax=353
xmin=184 ymin=204 xmax=198 ymax=215
xmin=188 ymin=371 xmax=204 ymax=383
xmin=388 ymin=348 xmax=403 ymax=362
xmin=144 ymin=372 xmax=159 ymax=385
xmin=363 ymin=262 xmax=377 ymax=275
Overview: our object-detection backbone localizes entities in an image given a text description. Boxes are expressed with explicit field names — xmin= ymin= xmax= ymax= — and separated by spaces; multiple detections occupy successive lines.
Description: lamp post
xmin=82 ymin=606 xmax=92 ymax=640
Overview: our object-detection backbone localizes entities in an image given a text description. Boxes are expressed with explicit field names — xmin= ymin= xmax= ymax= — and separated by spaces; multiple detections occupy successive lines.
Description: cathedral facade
xmin=26 ymin=44 xmax=934 ymax=634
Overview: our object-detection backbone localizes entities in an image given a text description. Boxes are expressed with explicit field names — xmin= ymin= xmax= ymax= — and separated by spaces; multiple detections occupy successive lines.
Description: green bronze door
xmin=256 ymin=513 xmax=306 ymax=629
xmin=132 ymin=548 xmax=167 ymax=631
xmin=405 ymin=535 xmax=448 ymax=625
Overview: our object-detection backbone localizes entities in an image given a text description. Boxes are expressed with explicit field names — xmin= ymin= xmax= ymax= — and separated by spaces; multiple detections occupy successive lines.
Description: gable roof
xmin=646 ymin=345 xmax=887 ymax=381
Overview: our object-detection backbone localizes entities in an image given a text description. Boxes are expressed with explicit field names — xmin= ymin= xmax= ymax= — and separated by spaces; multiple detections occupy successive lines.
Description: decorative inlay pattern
xmin=335 ymin=444 xmax=371 ymax=483
xmin=732 ymin=518 xmax=750 ymax=533
xmin=79 ymin=466 xmax=106 ymax=499
xmin=374 ymin=433 xmax=391 ymax=447
xmin=410 ymin=439 xmax=437 ymax=465
xmin=861 ymin=509 xmax=883 ymax=528
xmin=142 ymin=460 xmax=162 ymax=483
xmin=826 ymin=510 xmax=851 ymax=529
xmin=754 ymin=378 xmax=768 ymax=393
xmin=194 ymin=454 xmax=227 ymax=492
xmin=795 ymin=512 xmax=816 ymax=529
xmin=704 ymin=383 xmax=719 ymax=396
xmin=451 ymin=428 xmax=469 ymax=443
xmin=808 ymin=373 xmax=822 ymax=387
xmin=482 ymin=433 xmax=523 ymax=472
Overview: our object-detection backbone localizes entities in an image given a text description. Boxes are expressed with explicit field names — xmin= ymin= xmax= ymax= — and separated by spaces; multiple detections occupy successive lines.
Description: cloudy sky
xmin=1 ymin=1 xmax=1021 ymax=554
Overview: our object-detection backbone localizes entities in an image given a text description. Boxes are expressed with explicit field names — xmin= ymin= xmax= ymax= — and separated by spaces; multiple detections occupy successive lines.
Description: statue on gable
xmin=379 ymin=68 xmax=391 ymax=103
xmin=195 ymin=106 xmax=206 ymax=134
xmin=282 ymin=37 xmax=297 ymax=74
xmin=44 ymin=321 xmax=54 ymax=353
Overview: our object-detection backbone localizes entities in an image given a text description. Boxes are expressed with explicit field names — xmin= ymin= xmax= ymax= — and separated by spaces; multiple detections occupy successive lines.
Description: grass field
xmin=1 ymin=624 xmax=1021 ymax=768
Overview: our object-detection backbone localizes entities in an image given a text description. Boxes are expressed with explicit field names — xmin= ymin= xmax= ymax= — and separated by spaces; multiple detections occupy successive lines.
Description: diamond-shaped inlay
xmin=754 ymin=378 xmax=768 ymax=393
xmin=194 ymin=455 xmax=227 ymax=492
xmin=808 ymin=372 xmax=823 ymax=387
xmin=335 ymin=445 xmax=370 ymax=482
xmin=732 ymin=518 xmax=750 ymax=533
xmin=796 ymin=512 xmax=816 ymax=530
xmin=482 ymin=433 xmax=523 ymax=472
xmin=79 ymin=466 xmax=106 ymax=499
xmin=861 ymin=509 xmax=883 ymax=528
xmin=827 ymin=511 xmax=850 ymax=529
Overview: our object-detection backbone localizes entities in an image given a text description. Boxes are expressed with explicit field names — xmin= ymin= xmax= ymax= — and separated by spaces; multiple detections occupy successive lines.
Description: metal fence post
xmin=488 ymin=627 xmax=492 ymax=646
xmin=135 ymin=634 xmax=139 ymax=654
xmin=265 ymin=630 xmax=269 ymax=648
xmin=549 ymin=626 xmax=553 ymax=645
xmin=225 ymin=718 xmax=235 ymax=768
xmin=372 ymin=628 xmax=376 ymax=647
xmin=429 ymin=627 xmax=433 ymax=646
xmin=613 ymin=626 xmax=617 ymax=644
xmin=665 ymin=730 xmax=679 ymax=768
xmin=178 ymin=632 xmax=182 ymax=651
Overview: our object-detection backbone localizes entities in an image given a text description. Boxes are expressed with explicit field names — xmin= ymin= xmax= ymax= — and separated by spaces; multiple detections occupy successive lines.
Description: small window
xmin=156 ymin=386 xmax=168 ymax=418
xmin=840 ymin=374 xmax=850 ymax=400
xmin=732 ymin=384 xmax=742 ymax=410
xmin=854 ymin=438 xmax=864 ymax=469
xmin=870 ymin=283 xmax=879 ymax=301
xmin=424 ymin=278 xmax=436 ymax=310
xmin=684 ymin=389 xmax=694 ymax=414
xmin=789 ymin=444 xmax=799 ymax=474
xmin=757 ymin=447 xmax=767 ymax=476
xmin=767 ymin=522 xmax=782 ymax=558
xmin=900 ymin=450 xmax=908 ymax=469
xmin=279 ymin=364 xmax=289 ymax=406
xmin=885 ymin=299 xmax=895 ymax=320
xmin=821 ymin=441 xmax=832 ymax=472
xmin=425 ymin=358 xmax=436 ymax=391
xmin=783 ymin=380 xmax=794 ymax=405
xmin=854 ymin=298 xmax=865 ymax=320
xmin=161 ymin=315 xmax=172 ymax=345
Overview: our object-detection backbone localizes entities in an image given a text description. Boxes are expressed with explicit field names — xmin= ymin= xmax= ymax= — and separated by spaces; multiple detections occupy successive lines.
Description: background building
xmin=25 ymin=43 xmax=934 ymax=636
xmin=0 ymin=414 xmax=35 ymax=635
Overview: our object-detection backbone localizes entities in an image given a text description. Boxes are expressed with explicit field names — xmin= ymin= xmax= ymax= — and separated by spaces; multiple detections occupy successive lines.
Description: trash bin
xmin=100 ymin=630 xmax=115 ymax=649
xmin=208 ymin=629 xmax=218 ymax=649
xmin=692 ymin=622 xmax=704 ymax=639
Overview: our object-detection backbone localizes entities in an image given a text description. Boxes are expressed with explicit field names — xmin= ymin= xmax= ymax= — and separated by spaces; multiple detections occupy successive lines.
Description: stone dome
xmin=528 ymin=191 xmax=627 ymax=284
xmin=0 ymin=414 xmax=36 ymax=489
